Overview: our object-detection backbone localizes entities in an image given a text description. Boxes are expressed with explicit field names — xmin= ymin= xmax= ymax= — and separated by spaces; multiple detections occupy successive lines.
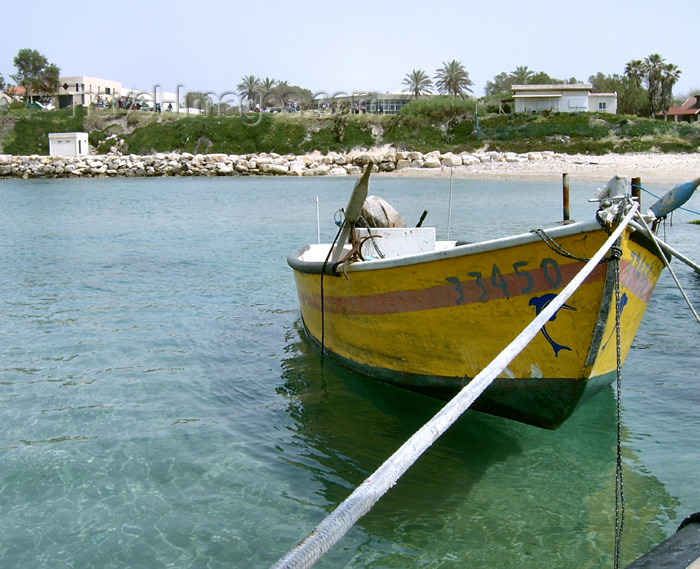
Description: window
xmin=598 ymin=101 xmax=607 ymax=111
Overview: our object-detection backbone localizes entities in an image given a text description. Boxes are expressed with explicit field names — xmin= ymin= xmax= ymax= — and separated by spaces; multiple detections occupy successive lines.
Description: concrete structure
xmin=57 ymin=76 xmax=122 ymax=108
xmin=49 ymin=132 xmax=89 ymax=156
xmin=512 ymin=84 xmax=617 ymax=114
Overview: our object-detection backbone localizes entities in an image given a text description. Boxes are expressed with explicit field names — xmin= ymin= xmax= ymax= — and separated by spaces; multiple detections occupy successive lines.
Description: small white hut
xmin=48 ymin=132 xmax=89 ymax=156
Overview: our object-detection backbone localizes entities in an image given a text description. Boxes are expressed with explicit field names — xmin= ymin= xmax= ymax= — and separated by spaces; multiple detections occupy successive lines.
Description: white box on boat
xmin=355 ymin=227 xmax=436 ymax=259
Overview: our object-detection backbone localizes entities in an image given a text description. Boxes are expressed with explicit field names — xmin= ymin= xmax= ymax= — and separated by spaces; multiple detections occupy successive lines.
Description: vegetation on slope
xmin=1 ymin=97 xmax=699 ymax=157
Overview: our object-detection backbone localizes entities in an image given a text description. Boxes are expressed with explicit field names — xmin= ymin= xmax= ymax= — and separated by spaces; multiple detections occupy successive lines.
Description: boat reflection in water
xmin=278 ymin=327 xmax=677 ymax=568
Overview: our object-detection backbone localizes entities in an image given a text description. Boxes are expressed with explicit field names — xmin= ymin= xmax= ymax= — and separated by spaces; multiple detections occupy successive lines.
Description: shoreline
xmin=381 ymin=152 xmax=700 ymax=184
xmin=1 ymin=149 xmax=698 ymax=185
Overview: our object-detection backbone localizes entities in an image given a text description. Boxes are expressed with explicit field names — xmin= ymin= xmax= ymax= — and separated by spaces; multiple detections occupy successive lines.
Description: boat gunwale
xmin=288 ymin=219 xmax=604 ymax=275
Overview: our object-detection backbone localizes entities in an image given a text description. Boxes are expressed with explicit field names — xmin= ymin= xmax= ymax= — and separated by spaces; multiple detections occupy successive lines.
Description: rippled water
xmin=0 ymin=175 xmax=697 ymax=568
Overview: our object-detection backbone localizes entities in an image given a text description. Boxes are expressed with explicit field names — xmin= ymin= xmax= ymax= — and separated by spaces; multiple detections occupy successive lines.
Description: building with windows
xmin=318 ymin=92 xmax=416 ymax=114
xmin=664 ymin=95 xmax=700 ymax=123
xmin=57 ymin=76 xmax=122 ymax=108
xmin=512 ymin=84 xmax=617 ymax=114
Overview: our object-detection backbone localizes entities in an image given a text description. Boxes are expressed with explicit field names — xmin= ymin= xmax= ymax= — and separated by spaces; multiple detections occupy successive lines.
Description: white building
xmin=318 ymin=92 xmax=416 ymax=114
xmin=57 ymin=76 xmax=122 ymax=108
xmin=49 ymin=132 xmax=89 ymax=156
xmin=512 ymin=84 xmax=617 ymax=114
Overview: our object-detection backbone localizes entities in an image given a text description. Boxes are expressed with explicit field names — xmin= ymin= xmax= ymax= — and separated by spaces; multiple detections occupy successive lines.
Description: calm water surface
xmin=0 ymin=174 xmax=698 ymax=568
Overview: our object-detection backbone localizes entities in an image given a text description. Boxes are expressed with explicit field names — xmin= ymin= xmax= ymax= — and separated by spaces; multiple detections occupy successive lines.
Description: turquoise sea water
xmin=0 ymin=174 xmax=698 ymax=569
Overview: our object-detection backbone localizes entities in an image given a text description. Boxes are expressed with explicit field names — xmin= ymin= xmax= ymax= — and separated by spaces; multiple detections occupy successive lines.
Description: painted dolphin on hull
xmin=529 ymin=294 xmax=577 ymax=357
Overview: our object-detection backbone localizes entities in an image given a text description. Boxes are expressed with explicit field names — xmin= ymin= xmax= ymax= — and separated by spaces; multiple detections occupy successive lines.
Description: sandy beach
xmin=385 ymin=152 xmax=700 ymax=185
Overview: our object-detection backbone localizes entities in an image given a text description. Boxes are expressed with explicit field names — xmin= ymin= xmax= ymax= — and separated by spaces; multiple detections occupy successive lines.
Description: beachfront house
xmin=664 ymin=95 xmax=700 ymax=123
xmin=512 ymin=84 xmax=617 ymax=114
xmin=319 ymin=92 xmax=415 ymax=114
xmin=57 ymin=76 xmax=122 ymax=108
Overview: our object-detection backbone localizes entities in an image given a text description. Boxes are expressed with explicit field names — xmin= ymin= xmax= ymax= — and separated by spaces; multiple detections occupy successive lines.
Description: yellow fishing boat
xmin=288 ymin=168 xmax=694 ymax=429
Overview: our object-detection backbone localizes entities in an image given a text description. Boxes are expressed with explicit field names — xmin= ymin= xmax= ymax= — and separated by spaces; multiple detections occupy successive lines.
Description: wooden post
xmin=562 ymin=173 xmax=570 ymax=222
xmin=632 ymin=177 xmax=641 ymax=207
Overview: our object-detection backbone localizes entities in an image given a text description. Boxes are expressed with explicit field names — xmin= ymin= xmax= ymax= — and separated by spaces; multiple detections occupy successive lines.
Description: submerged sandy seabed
xmin=381 ymin=152 xmax=700 ymax=185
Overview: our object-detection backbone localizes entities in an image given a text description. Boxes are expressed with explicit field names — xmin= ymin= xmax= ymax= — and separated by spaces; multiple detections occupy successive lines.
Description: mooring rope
xmin=633 ymin=183 xmax=700 ymax=216
xmin=271 ymin=203 xmax=640 ymax=569
xmin=634 ymin=214 xmax=700 ymax=324
xmin=630 ymin=220 xmax=700 ymax=275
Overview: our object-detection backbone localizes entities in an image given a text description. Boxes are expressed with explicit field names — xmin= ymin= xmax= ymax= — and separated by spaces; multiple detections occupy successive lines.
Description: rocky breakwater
xmin=0 ymin=149 xmax=562 ymax=179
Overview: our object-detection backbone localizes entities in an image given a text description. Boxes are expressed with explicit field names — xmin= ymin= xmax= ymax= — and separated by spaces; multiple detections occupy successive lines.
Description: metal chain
xmin=610 ymin=240 xmax=626 ymax=569
xmin=531 ymin=228 xmax=591 ymax=262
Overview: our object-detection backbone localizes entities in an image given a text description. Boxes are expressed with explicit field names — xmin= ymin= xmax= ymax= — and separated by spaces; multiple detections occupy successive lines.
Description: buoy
xmin=650 ymin=177 xmax=700 ymax=218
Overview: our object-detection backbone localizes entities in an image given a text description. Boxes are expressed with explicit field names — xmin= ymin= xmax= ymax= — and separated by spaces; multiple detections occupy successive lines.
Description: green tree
xmin=624 ymin=59 xmax=645 ymax=88
xmin=11 ymin=48 xmax=60 ymax=103
xmin=643 ymin=53 xmax=665 ymax=116
xmin=434 ymin=60 xmax=473 ymax=98
xmin=590 ymin=72 xmax=646 ymax=115
xmin=237 ymin=75 xmax=261 ymax=109
xmin=624 ymin=54 xmax=682 ymax=116
xmin=402 ymin=69 xmax=433 ymax=99
xmin=484 ymin=72 xmax=510 ymax=97
xmin=184 ymin=91 xmax=214 ymax=111
xmin=485 ymin=67 xmax=564 ymax=100
xmin=510 ymin=65 xmax=535 ymax=84
xmin=531 ymin=72 xmax=567 ymax=84
xmin=0 ymin=72 xmax=5 ymax=92
xmin=259 ymin=77 xmax=277 ymax=109
xmin=271 ymin=82 xmax=312 ymax=111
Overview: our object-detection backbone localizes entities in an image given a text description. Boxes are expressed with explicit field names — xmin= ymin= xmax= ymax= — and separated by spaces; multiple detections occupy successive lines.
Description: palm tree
xmin=259 ymin=77 xmax=277 ymax=109
xmin=402 ymin=69 xmax=433 ymax=99
xmin=509 ymin=66 xmax=535 ymax=85
xmin=272 ymin=80 xmax=292 ymax=109
xmin=624 ymin=60 xmax=645 ymax=88
xmin=237 ymin=75 xmax=261 ymax=109
xmin=643 ymin=53 xmax=665 ymax=115
xmin=434 ymin=60 xmax=474 ymax=98
xmin=660 ymin=63 xmax=682 ymax=113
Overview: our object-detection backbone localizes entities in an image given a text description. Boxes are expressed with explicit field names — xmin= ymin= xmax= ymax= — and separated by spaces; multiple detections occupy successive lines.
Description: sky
xmin=2 ymin=0 xmax=699 ymax=101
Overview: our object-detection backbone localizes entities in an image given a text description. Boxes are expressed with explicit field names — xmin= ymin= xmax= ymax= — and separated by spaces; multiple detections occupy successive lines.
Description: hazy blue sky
xmin=3 ymin=0 xmax=698 ymax=100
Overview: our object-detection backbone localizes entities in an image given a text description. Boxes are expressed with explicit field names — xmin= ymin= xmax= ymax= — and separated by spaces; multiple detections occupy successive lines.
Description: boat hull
xmin=289 ymin=221 xmax=664 ymax=428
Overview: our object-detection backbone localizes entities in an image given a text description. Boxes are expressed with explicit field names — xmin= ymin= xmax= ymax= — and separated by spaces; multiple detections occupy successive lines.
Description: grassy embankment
xmin=2 ymin=97 xmax=699 ymax=156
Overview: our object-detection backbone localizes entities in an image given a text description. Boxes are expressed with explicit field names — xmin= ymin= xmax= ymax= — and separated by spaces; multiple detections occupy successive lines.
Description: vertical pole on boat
xmin=316 ymin=196 xmax=321 ymax=245
xmin=447 ymin=167 xmax=454 ymax=240
xmin=562 ymin=173 xmax=570 ymax=222
xmin=631 ymin=177 xmax=641 ymax=207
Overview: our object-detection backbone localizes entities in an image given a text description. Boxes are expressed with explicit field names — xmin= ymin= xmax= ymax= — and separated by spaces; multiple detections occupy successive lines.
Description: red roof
xmin=679 ymin=95 xmax=700 ymax=109
xmin=666 ymin=95 xmax=700 ymax=116
xmin=667 ymin=108 xmax=700 ymax=116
